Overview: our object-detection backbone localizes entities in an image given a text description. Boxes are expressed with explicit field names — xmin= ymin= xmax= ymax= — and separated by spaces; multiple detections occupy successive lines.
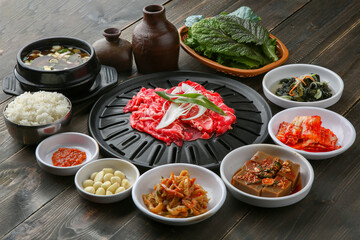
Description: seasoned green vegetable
xmin=274 ymin=74 xmax=333 ymax=102
xmin=184 ymin=7 xmax=278 ymax=69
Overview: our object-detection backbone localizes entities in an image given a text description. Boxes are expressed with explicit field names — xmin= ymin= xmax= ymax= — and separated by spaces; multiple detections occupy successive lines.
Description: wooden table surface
xmin=0 ymin=0 xmax=359 ymax=239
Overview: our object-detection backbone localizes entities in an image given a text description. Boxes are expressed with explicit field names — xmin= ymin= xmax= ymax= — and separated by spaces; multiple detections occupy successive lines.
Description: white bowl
xmin=132 ymin=163 xmax=226 ymax=226
xmin=263 ymin=64 xmax=344 ymax=108
xmin=220 ymin=144 xmax=314 ymax=208
xmin=268 ymin=107 xmax=356 ymax=160
xmin=3 ymin=95 xmax=72 ymax=145
xmin=75 ymin=158 xmax=140 ymax=204
xmin=35 ymin=132 xmax=99 ymax=176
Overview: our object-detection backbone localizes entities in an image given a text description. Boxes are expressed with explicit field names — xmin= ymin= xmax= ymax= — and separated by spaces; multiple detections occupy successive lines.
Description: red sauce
xmin=289 ymin=176 xmax=303 ymax=195
xmin=239 ymin=172 xmax=261 ymax=184
xmin=52 ymin=148 xmax=86 ymax=167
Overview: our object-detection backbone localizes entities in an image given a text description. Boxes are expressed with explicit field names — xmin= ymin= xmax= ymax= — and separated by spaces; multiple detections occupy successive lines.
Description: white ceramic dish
xmin=75 ymin=158 xmax=140 ymax=204
xmin=35 ymin=132 xmax=99 ymax=176
xmin=220 ymin=144 xmax=314 ymax=208
xmin=268 ymin=107 xmax=356 ymax=160
xmin=263 ymin=64 xmax=344 ymax=108
xmin=132 ymin=163 xmax=226 ymax=226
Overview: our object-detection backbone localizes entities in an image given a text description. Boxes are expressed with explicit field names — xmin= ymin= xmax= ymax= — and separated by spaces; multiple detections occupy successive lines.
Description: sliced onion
xmin=156 ymin=83 xmax=208 ymax=129
xmin=182 ymin=105 xmax=207 ymax=120
xmin=181 ymin=83 xmax=197 ymax=93
xmin=156 ymin=103 xmax=189 ymax=129
xmin=172 ymin=86 xmax=182 ymax=94
xmin=181 ymin=83 xmax=207 ymax=120
xmin=161 ymin=86 xmax=181 ymax=113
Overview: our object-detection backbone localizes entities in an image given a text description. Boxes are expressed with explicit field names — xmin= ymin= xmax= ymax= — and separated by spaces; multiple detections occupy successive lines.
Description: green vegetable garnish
xmin=184 ymin=6 xmax=277 ymax=69
xmin=155 ymin=91 xmax=226 ymax=116
xmin=57 ymin=48 xmax=69 ymax=53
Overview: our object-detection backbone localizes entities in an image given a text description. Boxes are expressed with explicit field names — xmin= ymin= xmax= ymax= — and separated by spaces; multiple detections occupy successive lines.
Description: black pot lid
xmin=88 ymin=71 xmax=272 ymax=170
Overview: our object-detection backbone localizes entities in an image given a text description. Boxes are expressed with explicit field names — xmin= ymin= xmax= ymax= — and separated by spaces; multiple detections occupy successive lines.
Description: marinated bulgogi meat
xmin=123 ymin=80 xmax=236 ymax=146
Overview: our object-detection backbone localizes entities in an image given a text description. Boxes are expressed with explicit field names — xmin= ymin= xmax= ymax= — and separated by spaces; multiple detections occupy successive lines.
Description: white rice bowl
xmin=4 ymin=91 xmax=71 ymax=126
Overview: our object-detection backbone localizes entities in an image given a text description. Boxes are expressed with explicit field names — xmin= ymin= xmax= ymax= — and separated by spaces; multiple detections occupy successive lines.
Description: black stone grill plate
xmin=88 ymin=71 xmax=272 ymax=170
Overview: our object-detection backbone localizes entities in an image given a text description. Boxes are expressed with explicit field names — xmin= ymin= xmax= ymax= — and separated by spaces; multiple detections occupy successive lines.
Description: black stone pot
xmin=14 ymin=37 xmax=101 ymax=96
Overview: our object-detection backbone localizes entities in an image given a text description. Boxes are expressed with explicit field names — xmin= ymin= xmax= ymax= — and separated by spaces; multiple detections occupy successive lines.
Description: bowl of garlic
xmin=74 ymin=158 xmax=140 ymax=203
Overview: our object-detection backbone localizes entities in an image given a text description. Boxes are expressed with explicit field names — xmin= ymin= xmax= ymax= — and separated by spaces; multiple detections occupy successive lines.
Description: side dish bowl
xmin=36 ymin=132 xmax=99 ymax=175
xmin=75 ymin=158 xmax=140 ymax=204
xmin=3 ymin=96 xmax=72 ymax=145
xmin=14 ymin=36 xmax=101 ymax=97
xmin=220 ymin=144 xmax=314 ymax=208
xmin=179 ymin=26 xmax=289 ymax=77
xmin=263 ymin=64 xmax=344 ymax=108
xmin=268 ymin=107 xmax=356 ymax=160
xmin=132 ymin=163 xmax=226 ymax=225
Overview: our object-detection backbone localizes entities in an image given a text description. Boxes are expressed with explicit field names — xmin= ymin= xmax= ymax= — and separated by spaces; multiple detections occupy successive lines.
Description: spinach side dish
xmin=274 ymin=74 xmax=332 ymax=102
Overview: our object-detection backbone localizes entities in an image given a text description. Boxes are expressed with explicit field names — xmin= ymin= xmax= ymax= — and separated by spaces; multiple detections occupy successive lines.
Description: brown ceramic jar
xmin=132 ymin=5 xmax=179 ymax=74
xmin=93 ymin=28 xmax=132 ymax=72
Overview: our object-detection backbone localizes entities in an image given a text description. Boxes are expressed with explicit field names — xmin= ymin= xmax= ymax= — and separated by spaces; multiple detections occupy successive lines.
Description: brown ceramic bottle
xmin=132 ymin=5 xmax=179 ymax=74
xmin=93 ymin=28 xmax=132 ymax=72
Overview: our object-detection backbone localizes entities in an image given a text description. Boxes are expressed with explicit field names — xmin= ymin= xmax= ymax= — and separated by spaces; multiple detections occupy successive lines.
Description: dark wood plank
xmin=3 ymin=187 xmax=138 ymax=240
xmin=268 ymin=5 xmax=360 ymax=118
xmin=178 ymin=0 xmax=359 ymax=121
xmin=312 ymin=19 xmax=360 ymax=115
xmin=177 ymin=0 xmax=359 ymax=108
xmin=0 ymin=0 xmax=166 ymax=160
xmin=2 ymin=188 xmax=249 ymax=240
xmin=0 ymin=0 xmax=167 ymax=103
xmin=0 ymin=101 xmax=96 ymax=237
xmin=222 ymin=1 xmax=360 ymax=236
xmin=0 ymin=0 xmax=167 ymax=236
xmin=0 ymin=146 xmax=74 ymax=237
xmin=0 ymin=0 xmax=166 ymax=163
xmin=1 ymin=0 xmax=359 ymax=239
xmin=274 ymin=0 xmax=359 ymax=65
xmin=0 ymin=0 xmax=304 ymax=238
xmin=225 ymin=101 xmax=360 ymax=240
xmin=109 ymin=195 xmax=251 ymax=240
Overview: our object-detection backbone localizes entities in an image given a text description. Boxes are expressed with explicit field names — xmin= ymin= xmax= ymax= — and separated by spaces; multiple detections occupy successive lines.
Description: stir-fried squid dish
xmin=142 ymin=170 xmax=209 ymax=218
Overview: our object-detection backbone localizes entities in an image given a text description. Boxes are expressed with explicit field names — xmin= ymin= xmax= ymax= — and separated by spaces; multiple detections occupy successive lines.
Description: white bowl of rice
xmin=3 ymin=91 xmax=72 ymax=145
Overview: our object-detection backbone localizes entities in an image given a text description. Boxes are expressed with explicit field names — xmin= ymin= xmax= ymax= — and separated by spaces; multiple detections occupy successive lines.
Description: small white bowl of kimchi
xmin=268 ymin=107 xmax=356 ymax=160
xmin=132 ymin=163 xmax=226 ymax=225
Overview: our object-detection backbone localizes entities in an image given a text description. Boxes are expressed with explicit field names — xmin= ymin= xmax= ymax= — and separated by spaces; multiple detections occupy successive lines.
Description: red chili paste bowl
xmin=35 ymin=132 xmax=99 ymax=176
